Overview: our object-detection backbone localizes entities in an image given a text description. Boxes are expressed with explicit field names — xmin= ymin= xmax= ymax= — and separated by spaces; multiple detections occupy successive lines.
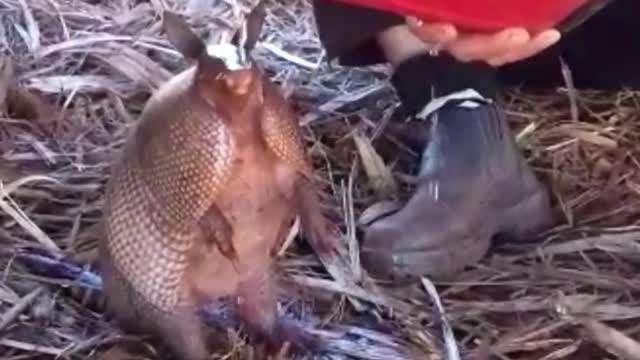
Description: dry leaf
xmin=563 ymin=128 xmax=618 ymax=148
xmin=580 ymin=319 xmax=640 ymax=360
xmin=353 ymin=132 xmax=397 ymax=197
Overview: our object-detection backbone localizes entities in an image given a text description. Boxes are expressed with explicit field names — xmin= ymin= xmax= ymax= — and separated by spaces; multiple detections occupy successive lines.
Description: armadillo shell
xmin=329 ymin=0 xmax=590 ymax=32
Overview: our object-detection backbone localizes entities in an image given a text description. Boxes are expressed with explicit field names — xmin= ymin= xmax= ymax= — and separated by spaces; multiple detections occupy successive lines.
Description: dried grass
xmin=1 ymin=0 xmax=640 ymax=359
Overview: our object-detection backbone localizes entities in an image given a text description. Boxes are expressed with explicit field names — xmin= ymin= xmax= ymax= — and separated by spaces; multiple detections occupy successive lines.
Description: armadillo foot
xmin=242 ymin=323 xmax=310 ymax=360
xmin=277 ymin=320 xmax=318 ymax=352
xmin=156 ymin=307 xmax=210 ymax=360
xmin=250 ymin=318 xmax=319 ymax=360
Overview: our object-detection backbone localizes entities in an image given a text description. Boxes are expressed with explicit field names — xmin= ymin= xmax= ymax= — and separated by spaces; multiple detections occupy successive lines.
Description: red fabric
xmin=329 ymin=0 xmax=590 ymax=32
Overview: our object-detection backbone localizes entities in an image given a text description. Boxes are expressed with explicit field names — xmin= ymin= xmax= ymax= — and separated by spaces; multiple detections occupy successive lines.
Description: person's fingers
xmin=447 ymin=27 xmax=530 ymax=62
xmin=487 ymin=29 xmax=561 ymax=66
xmin=404 ymin=17 xmax=560 ymax=66
xmin=406 ymin=17 xmax=458 ymax=45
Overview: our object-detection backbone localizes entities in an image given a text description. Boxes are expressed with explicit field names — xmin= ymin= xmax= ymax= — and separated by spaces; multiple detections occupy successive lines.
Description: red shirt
xmin=328 ymin=0 xmax=592 ymax=32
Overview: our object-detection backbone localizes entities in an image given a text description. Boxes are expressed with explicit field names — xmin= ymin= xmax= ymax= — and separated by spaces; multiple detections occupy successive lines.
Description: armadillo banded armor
xmin=260 ymin=80 xmax=312 ymax=179
xmin=135 ymin=97 xmax=236 ymax=233
xmin=104 ymin=92 xmax=236 ymax=313
xmin=104 ymin=155 xmax=188 ymax=312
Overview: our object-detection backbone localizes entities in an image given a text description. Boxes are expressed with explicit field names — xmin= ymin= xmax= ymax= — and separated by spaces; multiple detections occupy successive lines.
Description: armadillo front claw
xmin=198 ymin=205 xmax=240 ymax=271
xmin=216 ymin=240 xmax=241 ymax=273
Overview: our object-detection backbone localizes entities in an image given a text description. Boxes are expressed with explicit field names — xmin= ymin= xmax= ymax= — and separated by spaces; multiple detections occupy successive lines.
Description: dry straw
xmin=1 ymin=0 xmax=640 ymax=359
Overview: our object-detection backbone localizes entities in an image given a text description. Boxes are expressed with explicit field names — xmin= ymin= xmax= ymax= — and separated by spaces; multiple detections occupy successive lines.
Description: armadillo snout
xmin=222 ymin=69 xmax=256 ymax=96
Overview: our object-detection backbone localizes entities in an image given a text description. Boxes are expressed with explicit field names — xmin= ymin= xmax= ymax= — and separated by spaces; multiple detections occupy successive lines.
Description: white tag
xmin=415 ymin=88 xmax=491 ymax=121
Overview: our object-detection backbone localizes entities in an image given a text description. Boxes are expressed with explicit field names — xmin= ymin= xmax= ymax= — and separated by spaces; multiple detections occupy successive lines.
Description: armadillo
xmin=99 ymin=7 xmax=336 ymax=360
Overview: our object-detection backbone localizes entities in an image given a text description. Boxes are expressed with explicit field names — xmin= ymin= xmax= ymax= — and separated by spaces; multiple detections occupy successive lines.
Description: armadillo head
xmin=162 ymin=10 xmax=266 ymax=128
xmin=195 ymin=55 xmax=265 ymax=124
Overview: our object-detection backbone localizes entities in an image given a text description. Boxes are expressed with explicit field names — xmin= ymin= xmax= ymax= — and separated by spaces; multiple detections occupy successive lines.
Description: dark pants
xmin=313 ymin=0 xmax=640 ymax=91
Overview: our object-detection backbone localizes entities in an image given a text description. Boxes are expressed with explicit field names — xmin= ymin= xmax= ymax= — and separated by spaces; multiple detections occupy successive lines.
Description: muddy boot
xmin=361 ymin=54 xmax=553 ymax=281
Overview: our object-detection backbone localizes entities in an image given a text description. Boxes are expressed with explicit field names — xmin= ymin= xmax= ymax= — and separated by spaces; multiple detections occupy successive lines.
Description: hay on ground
xmin=1 ymin=0 xmax=640 ymax=359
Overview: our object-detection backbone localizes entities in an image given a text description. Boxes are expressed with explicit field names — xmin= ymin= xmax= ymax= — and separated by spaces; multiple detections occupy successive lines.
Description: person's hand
xmin=406 ymin=17 xmax=561 ymax=67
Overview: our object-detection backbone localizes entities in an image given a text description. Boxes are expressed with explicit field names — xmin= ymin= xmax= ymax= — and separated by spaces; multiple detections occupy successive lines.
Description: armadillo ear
xmin=231 ymin=2 xmax=266 ymax=53
xmin=162 ymin=11 xmax=205 ymax=60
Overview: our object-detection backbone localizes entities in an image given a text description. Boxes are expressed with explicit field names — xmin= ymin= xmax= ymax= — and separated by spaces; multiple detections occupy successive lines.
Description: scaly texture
xmin=261 ymin=79 xmax=313 ymax=179
xmin=103 ymin=76 xmax=237 ymax=314
xmin=104 ymin=150 xmax=189 ymax=312
xmin=134 ymin=93 xmax=236 ymax=233
xmin=259 ymin=77 xmax=337 ymax=255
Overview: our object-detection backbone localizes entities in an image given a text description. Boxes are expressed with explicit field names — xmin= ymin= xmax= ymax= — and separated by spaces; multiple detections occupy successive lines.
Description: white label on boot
xmin=416 ymin=88 xmax=492 ymax=121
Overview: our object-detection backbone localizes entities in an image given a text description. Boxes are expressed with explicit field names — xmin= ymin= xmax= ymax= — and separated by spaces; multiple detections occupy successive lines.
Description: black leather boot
xmin=360 ymin=54 xmax=553 ymax=281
